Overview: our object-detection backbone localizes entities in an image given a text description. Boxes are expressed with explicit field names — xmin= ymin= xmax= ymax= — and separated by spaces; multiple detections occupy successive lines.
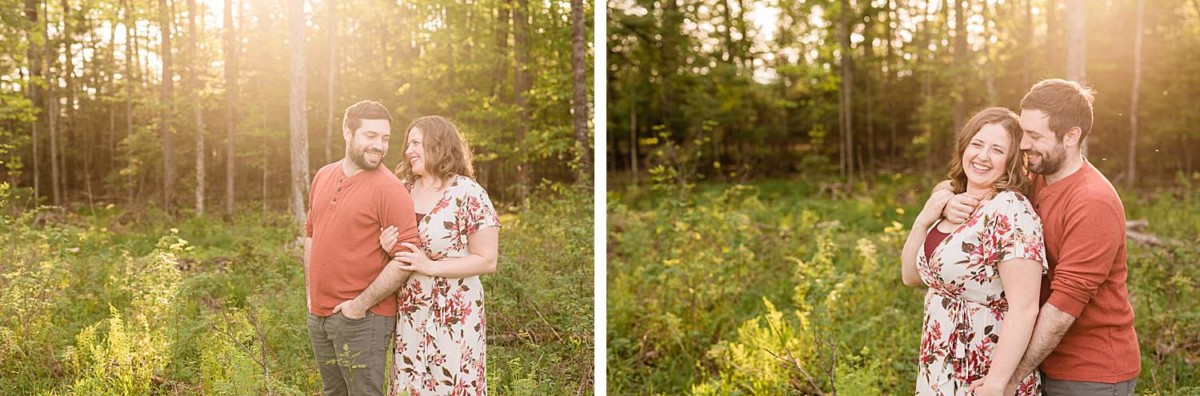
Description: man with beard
xmin=944 ymin=79 xmax=1140 ymax=395
xmin=304 ymin=100 xmax=420 ymax=396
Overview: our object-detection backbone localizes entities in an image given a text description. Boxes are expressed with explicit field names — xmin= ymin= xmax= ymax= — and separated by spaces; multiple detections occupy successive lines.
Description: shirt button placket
xmin=331 ymin=179 xmax=344 ymax=208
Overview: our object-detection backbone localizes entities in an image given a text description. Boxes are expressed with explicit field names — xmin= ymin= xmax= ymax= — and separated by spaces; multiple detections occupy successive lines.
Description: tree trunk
xmin=1065 ymin=0 xmax=1086 ymax=156
xmin=952 ymin=0 xmax=967 ymax=132
xmin=26 ymin=0 xmax=41 ymax=199
xmin=1023 ymin=0 xmax=1033 ymax=87
xmin=45 ymin=0 xmax=60 ymax=206
xmin=125 ymin=0 xmax=136 ymax=204
xmin=159 ymin=0 xmax=175 ymax=210
xmin=325 ymin=0 xmax=335 ymax=165
xmin=261 ymin=114 xmax=268 ymax=215
xmin=1127 ymin=0 xmax=1144 ymax=188
xmin=921 ymin=0 xmax=934 ymax=173
xmin=188 ymin=0 xmax=205 ymax=215
xmin=49 ymin=93 xmax=60 ymax=206
xmin=513 ymin=0 xmax=530 ymax=202
xmin=288 ymin=0 xmax=310 ymax=228
xmin=61 ymin=0 xmax=74 ymax=201
xmin=493 ymin=3 xmax=510 ymax=98
xmin=224 ymin=0 xmax=237 ymax=216
xmin=570 ymin=0 xmax=590 ymax=180
xmin=983 ymin=1 xmax=996 ymax=104
xmin=885 ymin=0 xmax=896 ymax=159
xmin=863 ymin=4 xmax=874 ymax=172
xmin=107 ymin=8 xmax=118 ymax=177
xmin=630 ymin=102 xmax=638 ymax=185
xmin=838 ymin=0 xmax=854 ymax=185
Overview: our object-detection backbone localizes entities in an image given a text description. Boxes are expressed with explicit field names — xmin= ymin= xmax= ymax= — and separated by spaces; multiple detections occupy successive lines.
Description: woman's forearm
xmin=983 ymin=305 xmax=1038 ymax=386
xmin=986 ymin=258 xmax=1044 ymax=388
xmin=426 ymin=254 xmax=496 ymax=278
xmin=900 ymin=221 xmax=930 ymax=287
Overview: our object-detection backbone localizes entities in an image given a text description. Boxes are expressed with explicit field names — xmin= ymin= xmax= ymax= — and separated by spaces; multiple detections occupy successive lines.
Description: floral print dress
xmin=390 ymin=175 xmax=501 ymax=396
xmin=915 ymin=190 xmax=1047 ymax=396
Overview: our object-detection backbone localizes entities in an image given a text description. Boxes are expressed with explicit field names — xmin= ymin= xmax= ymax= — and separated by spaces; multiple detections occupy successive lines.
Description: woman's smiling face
xmin=405 ymin=127 xmax=428 ymax=177
xmin=962 ymin=122 xmax=1012 ymax=191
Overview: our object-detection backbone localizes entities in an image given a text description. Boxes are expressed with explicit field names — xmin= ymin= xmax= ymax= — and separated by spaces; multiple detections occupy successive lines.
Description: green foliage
xmin=485 ymin=185 xmax=595 ymax=393
xmin=198 ymin=310 xmax=269 ymax=395
xmin=2 ymin=0 xmax=588 ymax=208
xmin=61 ymin=231 xmax=183 ymax=394
xmin=609 ymin=0 xmax=1200 ymax=186
xmin=609 ymin=175 xmax=1200 ymax=394
xmin=0 ymin=188 xmax=592 ymax=394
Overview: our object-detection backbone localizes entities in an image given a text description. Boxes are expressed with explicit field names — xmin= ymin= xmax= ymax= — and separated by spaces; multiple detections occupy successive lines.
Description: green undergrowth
xmin=608 ymin=173 xmax=1200 ymax=395
xmin=0 ymin=183 xmax=592 ymax=395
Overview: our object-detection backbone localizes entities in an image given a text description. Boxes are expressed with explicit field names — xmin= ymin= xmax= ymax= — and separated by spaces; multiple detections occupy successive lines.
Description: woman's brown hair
xmin=947 ymin=107 xmax=1031 ymax=197
xmin=394 ymin=116 xmax=475 ymax=184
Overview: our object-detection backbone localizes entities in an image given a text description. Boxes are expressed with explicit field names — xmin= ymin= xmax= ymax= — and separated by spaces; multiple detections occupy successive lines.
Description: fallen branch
xmin=491 ymin=330 xmax=588 ymax=346
xmin=1125 ymin=219 xmax=1182 ymax=248
xmin=531 ymin=303 xmax=564 ymax=342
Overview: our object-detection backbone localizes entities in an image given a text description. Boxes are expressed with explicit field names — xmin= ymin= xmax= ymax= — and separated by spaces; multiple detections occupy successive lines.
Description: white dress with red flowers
xmin=390 ymin=175 xmax=501 ymax=396
xmin=915 ymin=190 xmax=1047 ymax=395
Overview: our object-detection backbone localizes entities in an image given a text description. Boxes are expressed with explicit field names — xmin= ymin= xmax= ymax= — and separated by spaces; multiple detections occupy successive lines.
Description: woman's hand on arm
xmin=380 ymin=226 xmax=399 ymax=255
xmin=916 ymin=189 xmax=954 ymax=227
xmin=393 ymin=226 xmax=499 ymax=278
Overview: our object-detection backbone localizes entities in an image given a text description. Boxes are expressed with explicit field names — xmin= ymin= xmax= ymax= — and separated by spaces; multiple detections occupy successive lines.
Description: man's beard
xmin=349 ymin=144 xmax=385 ymax=170
xmin=1024 ymin=144 xmax=1066 ymax=175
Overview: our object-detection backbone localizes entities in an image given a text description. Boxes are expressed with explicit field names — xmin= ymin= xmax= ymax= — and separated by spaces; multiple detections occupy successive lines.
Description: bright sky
xmin=730 ymin=0 xmax=1046 ymax=83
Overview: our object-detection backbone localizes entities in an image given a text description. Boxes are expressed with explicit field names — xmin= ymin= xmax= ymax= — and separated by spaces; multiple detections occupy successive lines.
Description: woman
xmin=900 ymin=107 xmax=1047 ymax=396
xmin=379 ymin=116 xmax=501 ymax=396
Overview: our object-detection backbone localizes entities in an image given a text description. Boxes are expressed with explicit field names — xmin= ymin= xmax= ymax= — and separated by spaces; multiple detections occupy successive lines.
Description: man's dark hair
xmin=1019 ymin=79 xmax=1095 ymax=142
xmin=342 ymin=100 xmax=393 ymax=133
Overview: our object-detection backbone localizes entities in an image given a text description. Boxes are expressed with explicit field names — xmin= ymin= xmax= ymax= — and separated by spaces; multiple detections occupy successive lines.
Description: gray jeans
xmin=307 ymin=312 xmax=396 ymax=396
xmin=1043 ymin=376 xmax=1138 ymax=396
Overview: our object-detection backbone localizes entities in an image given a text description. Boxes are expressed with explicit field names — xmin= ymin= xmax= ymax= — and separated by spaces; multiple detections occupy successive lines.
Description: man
xmin=304 ymin=100 xmax=420 ymax=396
xmin=948 ymin=79 xmax=1140 ymax=395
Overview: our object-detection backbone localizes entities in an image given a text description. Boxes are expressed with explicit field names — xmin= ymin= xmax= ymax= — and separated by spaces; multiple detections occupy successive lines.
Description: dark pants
xmin=307 ymin=312 xmax=395 ymax=396
xmin=1043 ymin=376 xmax=1138 ymax=396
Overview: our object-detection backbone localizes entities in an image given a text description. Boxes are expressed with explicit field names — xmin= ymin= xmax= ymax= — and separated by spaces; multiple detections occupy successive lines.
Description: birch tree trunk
xmin=288 ymin=0 xmax=310 ymax=227
xmin=1127 ymin=0 xmax=1144 ymax=187
xmin=224 ymin=0 xmax=237 ymax=216
xmin=570 ymin=0 xmax=590 ymax=179
xmin=1065 ymin=0 xmax=1087 ymax=156
xmin=838 ymin=0 xmax=854 ymax=185
xmin=188 ymin=0 xmax=205 ymax=215
xmin=159 ymin=0 xmax=176 ymax=210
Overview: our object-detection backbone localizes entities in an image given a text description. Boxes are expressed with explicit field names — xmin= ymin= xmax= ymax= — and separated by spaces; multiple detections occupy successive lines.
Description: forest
xmin=608 ymin=0 xmax=1199 ymax=394
xmin=608 ymin=0 xmax=1198 ymax=188
xmin=0 ymin=0 xmax=595 ymax=393
xmin=1 ymin=0 xmax=592 ymax=211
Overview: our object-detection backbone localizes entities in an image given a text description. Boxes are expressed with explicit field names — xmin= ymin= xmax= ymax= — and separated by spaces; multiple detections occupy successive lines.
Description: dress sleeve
xmin=988 ymin=192 xmax=1048 ymax=273
xmin=459 ymin=179 xmax=501 ymax=235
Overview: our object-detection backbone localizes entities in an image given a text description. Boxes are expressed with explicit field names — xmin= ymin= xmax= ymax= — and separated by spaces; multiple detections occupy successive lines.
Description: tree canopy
xmin=608 ymin=0 xmax=1200 ymax=188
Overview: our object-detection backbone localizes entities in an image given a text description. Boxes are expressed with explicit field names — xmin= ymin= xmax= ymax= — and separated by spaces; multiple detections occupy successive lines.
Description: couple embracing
xmin=901 ymin=79 xmax=1140 ymax=396
xmin=304 ymin=100 xmax=501 ymax=396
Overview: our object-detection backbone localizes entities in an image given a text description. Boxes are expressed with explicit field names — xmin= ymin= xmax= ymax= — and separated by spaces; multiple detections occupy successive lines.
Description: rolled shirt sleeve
xmin=1045 ymin=196 xmax=1124 ymax=318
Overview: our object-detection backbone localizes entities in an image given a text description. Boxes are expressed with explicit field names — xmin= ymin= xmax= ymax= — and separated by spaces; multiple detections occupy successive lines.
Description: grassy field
xmin=0 ymin=183 xmax=593 ymax=395
xmin=607 ymin=173 xmax=1200 ymax=395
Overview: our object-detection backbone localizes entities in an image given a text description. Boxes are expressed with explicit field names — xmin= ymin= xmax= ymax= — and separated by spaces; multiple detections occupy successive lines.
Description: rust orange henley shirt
xmin=305 ymin=161 xmax=420 ymax=317
xmin=1032 ymin=160 xmax=1140 ymax=383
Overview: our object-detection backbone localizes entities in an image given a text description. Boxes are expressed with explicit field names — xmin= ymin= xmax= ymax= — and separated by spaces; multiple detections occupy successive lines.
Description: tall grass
xmin=608 ymin=174 xmax=1200 ymax=395
xmin=0 ymin=183 xmax=593 ymax=395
